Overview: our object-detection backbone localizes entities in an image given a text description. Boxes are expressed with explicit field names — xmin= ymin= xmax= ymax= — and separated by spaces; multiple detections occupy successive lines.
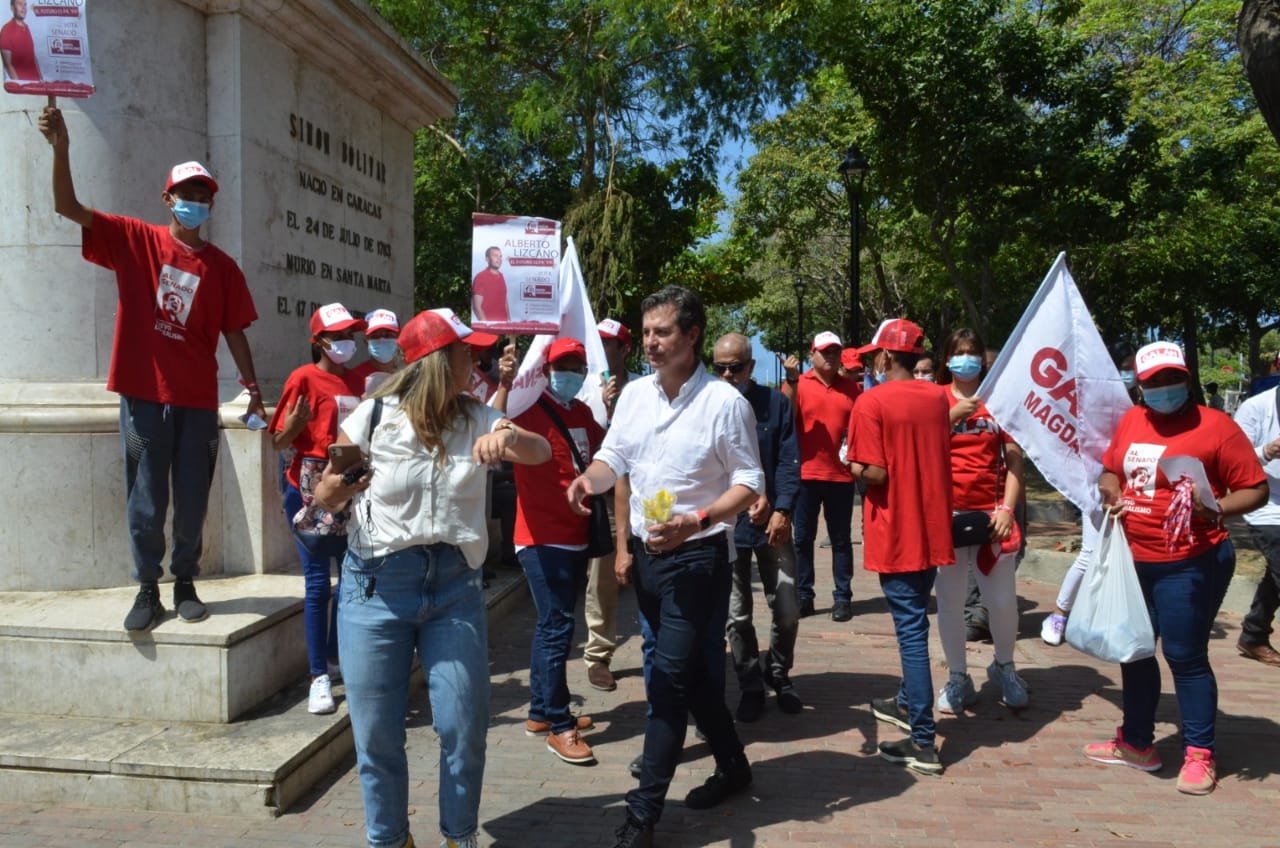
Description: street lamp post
xmin=793 ymin=276 xmax=808 ymax=362
xmin=838 ymin=144 xmax=870 ymax=344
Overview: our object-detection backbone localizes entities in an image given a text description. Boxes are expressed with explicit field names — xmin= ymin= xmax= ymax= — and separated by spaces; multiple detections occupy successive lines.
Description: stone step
xmin=0 ymin=567 xmax=530 ymax=818
xmin=0 ymin=575 xmax=309 ymax=723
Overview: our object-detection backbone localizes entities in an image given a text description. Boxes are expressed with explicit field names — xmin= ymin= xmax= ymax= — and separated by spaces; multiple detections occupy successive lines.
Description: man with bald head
xmin=713 ymin=333 xmax=804 ymax=721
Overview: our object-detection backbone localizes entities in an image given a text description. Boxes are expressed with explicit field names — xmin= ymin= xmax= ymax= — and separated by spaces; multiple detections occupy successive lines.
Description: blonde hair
xmin=371 ymin=345 xmax=478 ymax=459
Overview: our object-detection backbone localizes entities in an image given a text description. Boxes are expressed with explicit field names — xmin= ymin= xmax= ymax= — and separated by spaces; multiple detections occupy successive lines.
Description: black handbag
xmin=951 ymin=510 xmax=994 ymax=548
xmin=535 ymin=398 xmax=615 ymax=558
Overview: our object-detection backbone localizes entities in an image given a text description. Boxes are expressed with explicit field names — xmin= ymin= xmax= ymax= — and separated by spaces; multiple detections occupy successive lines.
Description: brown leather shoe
xmin=525 ymin=715 xmax=594 ymax=736
xmin=547 ymin=728 xmax=596 ymax=764
xmin=587 ymin=662 xmax=617 ymax=691
xmin=1237 ymin=639 xmax=1280 ymax=666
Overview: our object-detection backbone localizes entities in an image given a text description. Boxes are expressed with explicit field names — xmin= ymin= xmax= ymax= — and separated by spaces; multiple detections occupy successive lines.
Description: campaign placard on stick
xmin=1 ymin=0 xmax=95 ymax=97
xmin=978 ymin=252 xmax=1132 ymax=513
xmin=471 ymin=213 xmax=561 ymax=334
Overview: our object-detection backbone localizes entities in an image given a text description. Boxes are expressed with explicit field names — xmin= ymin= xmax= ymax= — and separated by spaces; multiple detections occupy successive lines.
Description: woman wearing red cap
xmin=932 ymin=327 xmax=1030 ymax=715
xmin=269 ymin=302 xmax=367 ymax=716
xmin=314 ymin=308 xmax=549 ymax=848
xmin=1086 ymin=341 xmax=1266 ymax=795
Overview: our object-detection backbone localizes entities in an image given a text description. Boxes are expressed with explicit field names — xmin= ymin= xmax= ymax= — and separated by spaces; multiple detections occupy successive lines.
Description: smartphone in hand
xmin=328 ymin=444 xmax=368 ymax=484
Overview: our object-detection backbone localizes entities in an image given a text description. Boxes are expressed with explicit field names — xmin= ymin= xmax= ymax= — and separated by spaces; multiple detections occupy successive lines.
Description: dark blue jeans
xmin=880 ymin=568 xmax=939 ymax=749
xmin=627 ymin=534 xmax=742 ymax=824
xmin=1241 ymin=525 xmax=1280 ymax=646
xmin=793 ymin=480 xmax=856 ymax=604
xmin=284 ymin=484 xmax=345 ymax=676
xmin=120 ymin=396 xmax=219 ymax=584
xmin=518 ymin=545 xmax=587 ymax=733
xmin=1121 ymin=540 xmax=1235 ymax=754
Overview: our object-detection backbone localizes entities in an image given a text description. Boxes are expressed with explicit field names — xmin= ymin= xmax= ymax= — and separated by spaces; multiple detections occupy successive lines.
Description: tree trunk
xmin=1182 ymin=306 xmax=1204 ymax=405
xmin=1239 ymin=0 xmax=1280 ymax=148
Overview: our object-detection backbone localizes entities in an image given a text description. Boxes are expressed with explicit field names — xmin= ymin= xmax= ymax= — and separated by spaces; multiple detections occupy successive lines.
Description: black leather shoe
xmin=628 ymin=753 xmax=642 ymax=779
xmin=769 ymin=672 xmax=803 ymax=714
xmin=798 ymin=599 xmax=816 ymax=618
xmin=831 ymin=600 xmax=853 ymax=622
xmin=611 ymin=813 xmax=654 ymax=848
xmin=684 ymin=758 xmax=752 ymax=809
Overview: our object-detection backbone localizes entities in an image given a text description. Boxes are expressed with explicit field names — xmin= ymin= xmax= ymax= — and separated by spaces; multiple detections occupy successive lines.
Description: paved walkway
xmin=2 ymin=558 xmax=1279 ymax=847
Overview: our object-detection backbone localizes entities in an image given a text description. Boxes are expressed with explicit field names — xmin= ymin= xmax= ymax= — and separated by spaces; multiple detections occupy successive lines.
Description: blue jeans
xmin=1120 ymin=540 xmax=1235 ymax=755
xmin=628 ymin=534 xmax=741 ymax=824
xmin=119 ymin=396 xmax=219 ymax=583
xmin=338 ymin=544 xmax=489 ymax=848
xmin=879 ymin=568 xmax=938 ymax=748
xmin=518 ymin=545 xmax=587 ymax=733
xmin=284 ymin=484 xmax=345 ymax=676
xmin=793 ymin=480 xmax=856 ymax=603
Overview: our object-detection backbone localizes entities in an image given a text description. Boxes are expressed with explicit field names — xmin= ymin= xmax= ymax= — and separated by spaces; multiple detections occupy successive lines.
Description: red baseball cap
xmin=840 ymin=347 xmax=864 ymax=371
xmin=165 ymin=161 xmax=219 ymax=195
xmin=853 ymin=318 xmax=926 ymax=356
xmin=547 ymin=338 xmax=587 ymax=364
xmin=1134 ymin=341 xmax=1188 ymax=381
xmin=309 ymin=303 xmax=367 ymax=338
xmin=598 ymin=318 xmax=631 ymax=346
xmin=399 ymin=308 xmax=499 ymax=364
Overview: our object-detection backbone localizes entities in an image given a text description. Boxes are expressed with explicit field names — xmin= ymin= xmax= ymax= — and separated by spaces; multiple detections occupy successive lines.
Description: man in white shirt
xmin=1235 ymin=385 xmax=1280 ymax=666
xmin=567 ymin=286 xmax=763 ymax=848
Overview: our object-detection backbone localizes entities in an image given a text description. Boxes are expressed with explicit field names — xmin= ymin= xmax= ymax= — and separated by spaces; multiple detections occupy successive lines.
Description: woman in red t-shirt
xmin=933 ymin=328 xmax=1029 ymax=715
xmin=1086 ymin=341 xmax=1267 ymax=795
xmin=269 ymin=303 xmax=368 ymax=717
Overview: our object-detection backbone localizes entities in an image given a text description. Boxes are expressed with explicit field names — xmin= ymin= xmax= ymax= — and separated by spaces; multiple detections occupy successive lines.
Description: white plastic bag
xmin=1065 ymin=514 xmax=1156 ymax=664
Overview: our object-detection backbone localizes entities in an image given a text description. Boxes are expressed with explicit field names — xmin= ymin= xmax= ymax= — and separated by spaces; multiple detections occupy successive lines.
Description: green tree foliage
xmin=370 ymin=0 xmax=793 ymax=320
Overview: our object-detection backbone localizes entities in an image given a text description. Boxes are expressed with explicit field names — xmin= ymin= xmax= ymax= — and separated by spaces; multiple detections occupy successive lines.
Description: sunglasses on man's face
xmin=713 ymin=361 xmax=748 ymax=375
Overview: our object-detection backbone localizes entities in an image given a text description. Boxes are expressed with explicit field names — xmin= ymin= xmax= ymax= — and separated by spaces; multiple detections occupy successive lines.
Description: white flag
xmin=977 ymin=252 xmax=1132 ymax=513
xmin=492 ymin=237 xmax=608 ymax=419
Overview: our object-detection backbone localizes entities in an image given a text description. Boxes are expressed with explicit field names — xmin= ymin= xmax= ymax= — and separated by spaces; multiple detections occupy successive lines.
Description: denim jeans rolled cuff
xmin=792 ymin=480 xmax=857 ymax=603
xmin=338 ymin=543 xmax=489 ymax=847
xmin=518 ymin=545 xmax=587 ymax=733
xmin=627 ymin=532 xmax=741 ymax=824
xmin=879 ymin=568 xmax=938 ymax=748
xmin=284 ymin=484 xmax=346 ymax=675
xmin=120 ymin=396 xmax=218 ymax=584
xmin=1120 ymin=540 xmax=1235 ymax=754
xmin=1241 ymin=524 xmax=1280 ymax=645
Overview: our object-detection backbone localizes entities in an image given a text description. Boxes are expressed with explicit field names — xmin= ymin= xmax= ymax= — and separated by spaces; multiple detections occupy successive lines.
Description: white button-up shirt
xmin=1235 ymin=387 xmax=1280 ymax=526
xmin=594 ymin=364 xmax=764 ymax=540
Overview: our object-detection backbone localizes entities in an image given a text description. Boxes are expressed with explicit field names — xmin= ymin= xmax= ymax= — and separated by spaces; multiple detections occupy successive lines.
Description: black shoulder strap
xmin=536 ymin=396 xmax=589 ymax=474
xmin=367 ymin=397 xmax=383 ymax=444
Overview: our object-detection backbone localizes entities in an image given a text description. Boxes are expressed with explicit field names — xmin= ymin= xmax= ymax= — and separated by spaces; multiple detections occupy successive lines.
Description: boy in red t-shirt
xmin=846 ymin=318 xmax=955 ymax=776
xmin=38 ymin=106 xmax=264 ymax=632
xmin=494 ymin=338 xmax=606 ymax=765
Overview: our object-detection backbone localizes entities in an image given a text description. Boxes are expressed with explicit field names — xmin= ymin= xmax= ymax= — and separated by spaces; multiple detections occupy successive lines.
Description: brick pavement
xmin=2 ymin=556 xmax=1279 ymax=848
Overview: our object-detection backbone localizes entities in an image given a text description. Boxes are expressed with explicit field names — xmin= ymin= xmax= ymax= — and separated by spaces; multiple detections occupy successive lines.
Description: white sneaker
xmin=987 ymin=660 xmax=1029 ymax=709
xmin=308 ymin=674 xmax=336 ymax=714
xmin=327 ymin=661 xmax=342 ymax=682
xmin=936 ymin=672 xmax=978 ymax=715
xmin=1040 ymin=613 xmax=1066 ymax=646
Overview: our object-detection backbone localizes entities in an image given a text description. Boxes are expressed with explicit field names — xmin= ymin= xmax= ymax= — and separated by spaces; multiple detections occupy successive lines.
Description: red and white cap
xmin=309 ymin=303 xmax=367 ymax=337
xmin=853 ymin=318 xmax=926 ymax=356
xmin=1134 ymin=341 xmax=1188 ymax=381
xmin=399 ymin=308 xmax=499 ymax=364
xmin=364 ymin=309 xmax=400 ymax=336
xmin=547 ymin=337 xmax=587 ymax=364
xmin=165 ymin=161 xmax=219 ymax=195
xmin=598 ymin=318 xmax=631 ymax=346
xmin=811 ymin=331 xmax=843 ymax=351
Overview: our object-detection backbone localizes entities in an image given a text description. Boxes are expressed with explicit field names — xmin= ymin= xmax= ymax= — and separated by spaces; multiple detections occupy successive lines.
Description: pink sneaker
xmin=1083 ymin=728 xmax=1162 ymax=772
xmin=1176 ymin=747 xmax=1217 ymax=795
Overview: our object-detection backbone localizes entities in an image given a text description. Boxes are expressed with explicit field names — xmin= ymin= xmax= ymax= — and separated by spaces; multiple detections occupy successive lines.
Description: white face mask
xmin=325 ymin=339 xmax=357 ymax=364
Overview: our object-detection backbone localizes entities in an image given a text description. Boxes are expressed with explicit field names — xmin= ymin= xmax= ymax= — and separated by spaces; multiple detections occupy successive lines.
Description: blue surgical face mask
xmin=1143 ymin=383 xmax=1189 ymax=415
xmin=171 ymin=199 xmax=210 ymax=230
xmin=367 ymin=339 xmax=398 ymax=364
xmin=549 ymin=370 xmax=585 ymax=403
xmin=873 ymin=370 xmax=887 ymax=384
xmin=947 ymin=354 xmax=983 ymax=381
xmin=1119 ymin=369 xmax=1137 ymax=389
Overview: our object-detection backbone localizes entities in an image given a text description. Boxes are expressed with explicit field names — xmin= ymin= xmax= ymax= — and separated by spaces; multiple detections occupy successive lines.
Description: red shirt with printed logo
xmin=512 ymin=395 xmax=605 ymax=547
xmin=1103 ymin=404 xmax=1264 ymax=562
xmin=946 ymin=389 xmax=1014 ymax=511
xmin=82 ymin=212 xmax=258 ymax=409
xmin=269 ymin=364 xmax=366 ymax=489
xmin=848 ymin=380 xmax=955 ymax=573
xmin=795 ymin=371 xmax=862 ymax=482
